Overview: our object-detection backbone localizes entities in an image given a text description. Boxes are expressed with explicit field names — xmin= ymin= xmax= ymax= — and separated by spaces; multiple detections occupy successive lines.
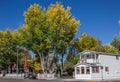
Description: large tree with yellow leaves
xmin=14 ymin=2 xmax=79 ymax=74
xmin=47 ymin=2 xmax=80 ymax=73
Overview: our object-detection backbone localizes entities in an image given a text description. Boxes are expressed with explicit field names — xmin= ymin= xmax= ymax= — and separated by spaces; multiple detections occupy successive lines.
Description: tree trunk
xmin=61 ymin=53 xmax=64 ymax=76
xmin=38 ymin=51 xmax=45 ymax=74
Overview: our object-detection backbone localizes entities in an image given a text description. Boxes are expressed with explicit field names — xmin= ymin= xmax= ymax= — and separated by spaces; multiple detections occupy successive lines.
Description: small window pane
xmin=92 ymin=67 xmax=96 ymax=73
xmin=76 ymin=67 xmax=80 ymax=74
xmin=92 ymin=55 xmax=95 ymax=59
xmin=86 ymin=67 xmax=90 ymax=74
xmin=116 ymin=56 xmax=119 ymax=60
xmin=105 ymin=67 xmax=109 ymax=72
xmin=81 ymin=67 xmax=84 ymax=74
xmin=92 ymin=66 xmax=99 ymax=73
xmin=96 ymin=67 xmax=99 ymax=73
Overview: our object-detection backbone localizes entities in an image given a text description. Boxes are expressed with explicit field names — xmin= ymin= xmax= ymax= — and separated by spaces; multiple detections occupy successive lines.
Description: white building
xmin=74 ymin=50 xmax=120 ymax=80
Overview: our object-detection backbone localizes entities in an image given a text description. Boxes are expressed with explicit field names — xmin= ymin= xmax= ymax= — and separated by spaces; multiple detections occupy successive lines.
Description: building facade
xmin=74 ymin=50 xmax=120 ymax=80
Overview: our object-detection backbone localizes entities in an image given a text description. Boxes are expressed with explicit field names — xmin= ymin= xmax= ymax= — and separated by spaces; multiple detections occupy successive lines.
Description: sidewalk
xmin=1 ymin=76 xmax=24 ymax=79
xmin=1 ymin=76 xmax=120 ymax=82
xmin=57 ymin=78 xmax=120 ymax=82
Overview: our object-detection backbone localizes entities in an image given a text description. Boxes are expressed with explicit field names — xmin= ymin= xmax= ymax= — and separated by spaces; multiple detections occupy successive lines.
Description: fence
xmin=0 ymin=73 xmax=55 ymax=79
xmin=37 ymin=74 xmax=55 ymax=79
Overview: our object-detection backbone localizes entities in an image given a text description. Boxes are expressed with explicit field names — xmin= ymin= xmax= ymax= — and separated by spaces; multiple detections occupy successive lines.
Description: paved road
xmin=0 ymin=78 xmax=62 ymax=82
xmin=0 ymin=78 xmax=88 ymax=82
xmin=0 ymin=78 xmax=120 ymax=82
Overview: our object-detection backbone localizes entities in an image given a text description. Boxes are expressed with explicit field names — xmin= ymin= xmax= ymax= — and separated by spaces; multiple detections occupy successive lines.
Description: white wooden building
xmin=74 ymin=50 xmax=120 ymax=80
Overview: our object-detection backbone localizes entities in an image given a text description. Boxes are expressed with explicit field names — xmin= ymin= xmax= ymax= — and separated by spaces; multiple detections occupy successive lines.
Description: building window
xmin=96 ymin=66 xmax=99 ymax=73
xmin=86 ymin=67 xmax=90 ymax=74
xmin=91 ymin=54 xmax=99 ymax=59
xmin=92 ymin=66 xmax=99 ymax=73
xmin=116 ymin=55 xmax=119 ymax=60
xmin=86 ymin=55 xmax=91 ymax=59
xmin=92 ymin=67 xmax=96 ymax=73
xmin=81 ymin=67 xmax=85 ymax=74
xmin=76 ymin=67 xmax=80 ymax=74
xmin=92 ymin=54 xmax=95 ymax=59
xmin=81 ymin=58 xmax=87 ymax=62
xmin=105 ymin=67 xmax=109 ymax=72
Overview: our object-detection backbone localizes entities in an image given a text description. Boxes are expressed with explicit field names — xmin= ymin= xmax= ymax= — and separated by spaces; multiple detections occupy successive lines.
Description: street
xmin=0 ymin=78 xmax=120 ymax=82
xmin=0 ymin=78 xmax=94 ymax=82
xmin=0 ymin=78 xmax=61 ymax=82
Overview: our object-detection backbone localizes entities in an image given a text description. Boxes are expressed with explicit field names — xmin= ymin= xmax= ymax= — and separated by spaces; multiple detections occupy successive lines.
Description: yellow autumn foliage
xmin=33 ymin=62 xmax=42 ymax=71
xmin=77 ymin=33 xmax=101 ymax=52
xmin=103 ymin=43 xmax=119 ymax=54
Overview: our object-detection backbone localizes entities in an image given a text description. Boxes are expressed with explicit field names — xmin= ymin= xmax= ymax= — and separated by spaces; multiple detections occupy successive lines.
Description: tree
xmin=103 ymin=43 xmax=119 ymax=54
xmin=15 ymin=2 xmax=80 ymax=75
xmin=47 ymin=2 xmax=80 ymax=74
xmin=0 ymin=29 xmax=22 ymax=71
xmin=32 ymin=54 xmax=42 ymax=71
xmin=64 ymin=53 xmax=79 ymax=76
xmin=17 ymin=4 xmax=51 ymax=73
xmin=64 ymin=40 xmax=80 ymax=76
xmin=25 ymin=52 xmax=33 ymax=71
xmin=76 ymin=32 xmax=102 ymax=52
xmin=111 ymin=35 xmax=120 ymax=51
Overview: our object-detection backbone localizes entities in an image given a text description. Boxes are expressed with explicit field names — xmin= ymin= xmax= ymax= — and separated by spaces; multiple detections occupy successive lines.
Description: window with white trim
xmin=76 ymin=67 xmax=80 ymax=74
xmin=116 ymin=55 xmax=119 ymax=60
xmin=86 ymin=67 xmax=90 ymax=74
xmin=81 ymin=67 xmax=85 ymax=74
xmin=92 ymin=66 xmax=99 ymax=73
xmin=105 ymin=66 xmax=109 ymax=72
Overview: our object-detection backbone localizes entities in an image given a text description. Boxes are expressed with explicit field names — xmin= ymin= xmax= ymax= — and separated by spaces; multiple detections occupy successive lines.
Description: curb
xmin=38 ymin=78 xmax=58 ymax=80
xmin=2 ymin=77 xmax=24 ymax=80
xmin=38 ymin=78 xmax=47 ymax=80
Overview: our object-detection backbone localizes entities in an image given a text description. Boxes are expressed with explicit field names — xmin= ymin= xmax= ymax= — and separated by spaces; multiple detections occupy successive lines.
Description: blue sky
xmin=0 ymin=0 xmax=120 ymax=45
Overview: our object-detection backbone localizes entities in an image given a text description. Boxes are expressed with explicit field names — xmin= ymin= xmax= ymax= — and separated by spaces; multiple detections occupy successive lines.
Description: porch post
xmin=75 ymin=67 xmax=76 ymax=75
xmin=95 ymin=54 xmax=96 ymax=63
xmin=90 ymin=66 xmax=92 ymax=79
xmin=84 ymin=66 xmax=86 ymax=74
xmin=100 ymin=66 xmax=103 ymax=80
xmin=79 ymin=67 xmax=81 ymax=74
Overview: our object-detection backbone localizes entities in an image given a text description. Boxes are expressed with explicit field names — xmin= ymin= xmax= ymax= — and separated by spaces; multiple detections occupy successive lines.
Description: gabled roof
xmin=74 ymin=62 xmax=101 ymax=67
xmin=78 ymin=50 xmax=120 ymax=56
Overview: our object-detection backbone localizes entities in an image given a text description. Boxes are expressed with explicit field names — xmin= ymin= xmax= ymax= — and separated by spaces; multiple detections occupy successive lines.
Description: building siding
xmin=75 ymin=50 xmax=120 ymax=80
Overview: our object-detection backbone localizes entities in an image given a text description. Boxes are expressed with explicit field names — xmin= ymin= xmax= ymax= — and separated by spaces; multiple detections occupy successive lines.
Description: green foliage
xmin=111 ymin=35 xmax=120 ymax=51
xmin=22 ymin=4 xmax=51 ymax=72
xmin=103 ymin=43 xmax=119 ymax=54
xmin=16 ymin=4 xmax=51 ymax=52
xmin=47 ymin=2 xmax=80 ymax=51
xmin=66 ymin=68 xmax=74 ymax=76
xmin=15 ymin=2 xmax=80 ymax=73
xmin=64 ymin=53 xmax=79 ymax=76
xmin=47 ymin=2 xmax=80 ymax=72
xmin=76 ymin=32 xmax=102 ymax=52
xmin=0 ymin=2 xmax=120 ymax=74
xmin=0 ymin=29 xmax=23 ymax=69
xmin=64 ymin=54 xmax=79 ymax=69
